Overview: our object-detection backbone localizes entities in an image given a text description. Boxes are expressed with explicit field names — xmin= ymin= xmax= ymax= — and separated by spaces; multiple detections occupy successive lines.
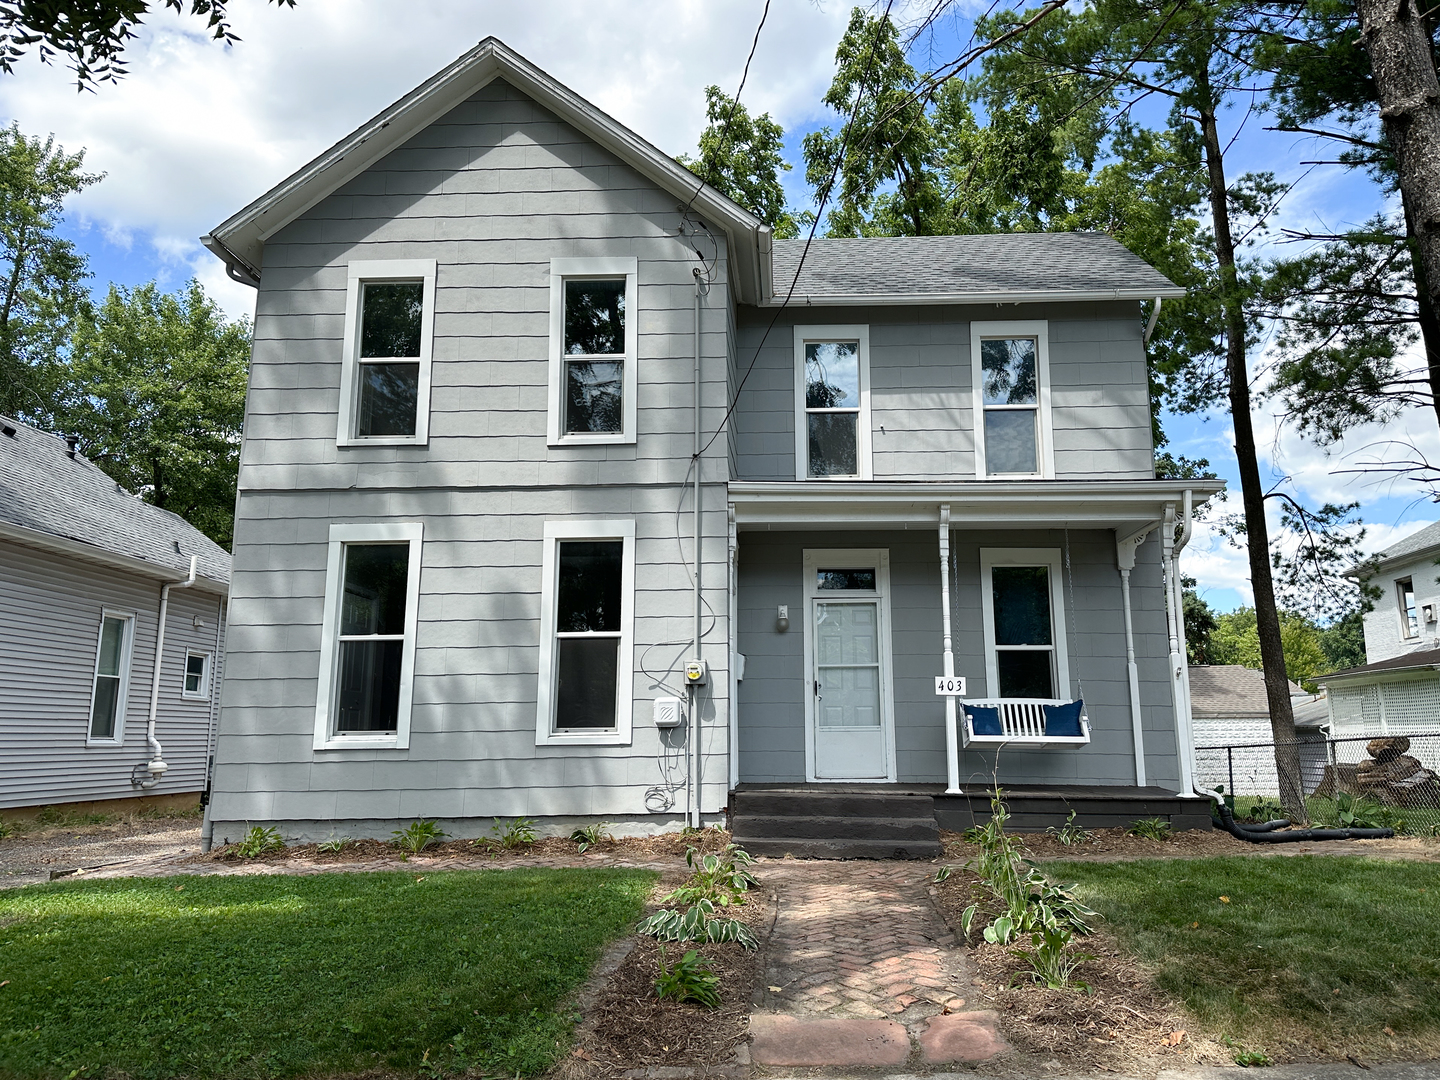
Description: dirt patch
xmin=942 ymin=826 xmax=1440 ymax=863
xmin=0 ymin=815 xmax=202 ymax=888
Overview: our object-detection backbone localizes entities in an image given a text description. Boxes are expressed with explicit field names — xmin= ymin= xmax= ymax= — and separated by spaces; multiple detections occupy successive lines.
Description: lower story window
xmin=183 ymin=652 xmax=210 ymax=698
xmin=980 ymin=549 xmax=1070 ymax=701
xmin=89 ymin=612 xmax=133 ymax=741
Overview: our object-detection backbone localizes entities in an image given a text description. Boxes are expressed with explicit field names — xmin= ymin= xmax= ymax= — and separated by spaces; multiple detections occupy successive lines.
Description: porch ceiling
xmin=728 ymin=479 xmax=1225 ymax=532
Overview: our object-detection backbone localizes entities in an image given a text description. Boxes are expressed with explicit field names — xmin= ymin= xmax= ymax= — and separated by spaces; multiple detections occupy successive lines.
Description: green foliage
xmin=0 ymin=124 xmax=97 ymax=418
xmin=0 ymin=819 xmax=10 ymax=841
xmin=653 ymin=946 xmax=722 ymax=1008
xmin=660 ymin=844 xmax=758 ymax=907
xmin=1126 ymin=818 xmax=1173 ymax=842
xmin=1183 ymin=578 xmax=1219 ymax=665
xmin=1317 ymin=610 xmax=1367 ymax=671
xmin=678 ymin=87 xmax=796 ymax=238
xmin=40 ymin=279 xmax=251 ymax=549
xmin=0 ymin=867 xmax=654 ymax=1077
xmin=316 ymin=834 xmax=354 ymax=854
xmin=570 ymin=822 xmax=612 ymax=854
xmin=480 ymin=817 xmax=537 ymax=850
xmin=234 ymin=825 xmax=284 ymax=858
xmin=392 ymin=820 xmax=445 ymax=854
xmin=1236 ymin=796 xmax=1285 ymax=824
xmin=637 ymin=898 xmax=759 ymax=950
xmin=1233 ymin=1048 xmax=1272 ymax=1068
xmin=1331 ymin=793 xmax=1404 ymax=831
xmin=1019 ymin=922 xmax=1095 ymax=992
xmin=1046 ymin=810 xmax=1092 ymax=847
xmin=1209 ymin=607 xmax=1331 ymax=692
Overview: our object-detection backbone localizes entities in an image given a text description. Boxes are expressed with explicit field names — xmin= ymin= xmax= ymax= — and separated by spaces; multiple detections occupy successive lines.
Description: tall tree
xmin=678 ymin=86 xmax=798 ymax=238
xmin=0 ymin=124 xmax=98 ymax=417
xmin=42 ymin=280 xmax=249 ymax=548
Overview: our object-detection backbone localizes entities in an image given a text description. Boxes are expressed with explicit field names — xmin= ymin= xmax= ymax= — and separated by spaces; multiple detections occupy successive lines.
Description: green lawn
xmin=0 ymin=867 xmax=656 ymax=1079
xmin=1054 ymin=856 xmax=1440 ymax=1055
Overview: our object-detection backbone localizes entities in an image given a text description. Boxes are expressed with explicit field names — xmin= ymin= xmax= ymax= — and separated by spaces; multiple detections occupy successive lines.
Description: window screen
xmin=554 ymin=540 xmax=623 ymax=729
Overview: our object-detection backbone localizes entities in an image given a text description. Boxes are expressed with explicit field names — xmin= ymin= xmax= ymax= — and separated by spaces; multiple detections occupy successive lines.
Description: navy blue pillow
xmin=1043 ymin=699 xmax=1085 ymax=738
xmin=968 ymin=705 xmax=1003 ymax=736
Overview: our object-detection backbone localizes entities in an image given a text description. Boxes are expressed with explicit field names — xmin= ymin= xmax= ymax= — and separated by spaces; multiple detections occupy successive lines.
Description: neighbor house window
xmin=548 ymin=258 xmax=638 ymax=445
xmin=337 ymin=259 xmax=436 ymax=446
xmin=182 ymin=651 xmax=211 ymax=699
xmin=971 ymin=321 xmax=1052 ymax=478
xmin=1398 ymin=577 xmax=1418 ymax=638
xmin=88 ymin=612 xmax=134 ymax=742
xmin=979 ymin=549 xmax=1071 ymax=700
xmin=313 ymin=523 xmax=423 ymax=750
xmin=536 ymin=519 xmax=635 ymax=746
xmin=794 ymin=326 xmax=870 ymax=479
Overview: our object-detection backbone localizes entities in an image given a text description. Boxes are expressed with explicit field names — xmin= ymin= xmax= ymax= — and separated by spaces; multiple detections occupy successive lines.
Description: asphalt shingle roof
xmin=1322 ymin=646 xmax=1440 ymax=680
xmin=1370 ymin=520 xmax=1440 ymax=569
xmin=0 ymin=415 xmax=230 ymax=587
xmin=1188 ymin=665 xmax=1304 ymax=717
xmin=770 ymin=233 xmax=1183 ymax=301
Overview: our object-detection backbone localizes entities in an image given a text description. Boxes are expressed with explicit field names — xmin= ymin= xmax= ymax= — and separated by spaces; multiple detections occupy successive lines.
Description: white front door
xmin=804 ymin=549 xmax=895 ymax=781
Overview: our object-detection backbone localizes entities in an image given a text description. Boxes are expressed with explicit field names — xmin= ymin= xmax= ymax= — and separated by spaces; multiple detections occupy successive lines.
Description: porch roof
xmin=728 ymin=479 xmax=1225 ymax=532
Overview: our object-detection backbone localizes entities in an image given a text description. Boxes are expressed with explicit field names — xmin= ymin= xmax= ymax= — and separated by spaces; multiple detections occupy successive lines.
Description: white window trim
xmin=182 ymin=650 xmax=212 ymax=700
xmin=547 ymin=257 xmax=639 ymax=447
xmin=536 ymin=518 xmax=636 ymax=747
xmin=313 ymin=522 xmax=424 ymax=750
xmin=1397 ymin=576 xmax=1419 ymax=639
xmin=971 ymin=320 xmax=1054 ymax=479
xmin=978 ymin=548 xmax=1071 ymax=700
xmin=336 ymin=259 xmax=437 ymax=447
xmin=86 ymin=609 xmax=136 ymax=747
xmin=801 ymin=548 xmax=896 ymax=783
xmin=794 ymin=325 xmax=872 ymax=481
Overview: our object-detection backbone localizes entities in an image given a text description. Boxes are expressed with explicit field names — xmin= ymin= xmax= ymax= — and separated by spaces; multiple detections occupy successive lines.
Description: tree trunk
xmin=1357 ymin=0 xmax=1440 ymax=383
xmin=1398 ymin=186 xmax=1440 ymax=428
xmin=1198 ymin=106 xmax=1309 ymax=821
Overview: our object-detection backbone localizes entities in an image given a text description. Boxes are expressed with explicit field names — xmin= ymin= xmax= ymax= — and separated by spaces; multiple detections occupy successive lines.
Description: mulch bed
xmin=942 ymin=826 xmax=1253 ymax=862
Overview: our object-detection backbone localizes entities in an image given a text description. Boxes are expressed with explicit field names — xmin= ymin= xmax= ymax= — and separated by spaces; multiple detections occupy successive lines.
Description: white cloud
xmin=0 ymin=0 xmax=853 ymax=319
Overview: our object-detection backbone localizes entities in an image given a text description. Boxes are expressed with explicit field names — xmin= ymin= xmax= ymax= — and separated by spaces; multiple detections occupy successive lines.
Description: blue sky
xmin=6 ymin=0 xmax=1436 ymax=613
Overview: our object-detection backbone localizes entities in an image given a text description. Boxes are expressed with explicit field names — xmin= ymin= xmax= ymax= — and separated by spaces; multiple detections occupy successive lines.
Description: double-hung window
xmin=1398 ymin=577 xmax=1418 ymax=638
xmin=314 ymin=523 xmax=423 ymax=749
xmin=548 ymin=258 xmax=638 ymax=445
xmin=536 ymin=519 xmax=635 ymax=746
xmin=182 ymin=652 xmax=211 ymax=699
xmin=88 ymin=611 xmax=134 ymax=743
xmin=338 ymin=260 xmax=436 ymax=446
xmin=971 ymin=321 xmax=1053 ymax=478
xmin=979 ymin=549 xmax=1071 ymax=700
xmin=794 ymin=325 xmax=871 ymax=479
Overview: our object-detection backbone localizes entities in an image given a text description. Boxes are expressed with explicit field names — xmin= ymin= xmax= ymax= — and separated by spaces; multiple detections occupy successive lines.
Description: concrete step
xmin=732 ymin=812 xmax=940 ymax=842
xmin=732 ymin=790 xmax=938 ymax=819
xmin=736 ymin=836 xmax=943 ymax=860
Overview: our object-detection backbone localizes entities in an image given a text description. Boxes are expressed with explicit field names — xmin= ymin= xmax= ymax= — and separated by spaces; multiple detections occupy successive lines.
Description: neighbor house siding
xmin=732 ymin=302 xmax=1154 ymax=482
xmin=0 ymin=538 xmax=222 ymax=808
xmin=1360 ymin=557 xmax=1440 ymax=663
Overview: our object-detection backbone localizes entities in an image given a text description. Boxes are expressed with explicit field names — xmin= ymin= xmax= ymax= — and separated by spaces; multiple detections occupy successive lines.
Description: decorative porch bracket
xmin=1116 ymin=522 xmax=1159 ymax=787
xmin=940 ymin=504 xmax=962 ymax=794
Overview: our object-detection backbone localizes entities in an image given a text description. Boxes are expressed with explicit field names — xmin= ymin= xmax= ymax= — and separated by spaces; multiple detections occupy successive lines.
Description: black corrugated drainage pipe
xmin=1212 ymin=801 xmax=1394 ymax=843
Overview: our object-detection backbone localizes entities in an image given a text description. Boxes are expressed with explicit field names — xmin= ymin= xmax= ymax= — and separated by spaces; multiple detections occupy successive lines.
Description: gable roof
xmin=203 ymin=37 xmax=772 ymax=304
xmin=1188 ymin=664 xmax=1304 ymax=718
xmin=0 ymin=416 xmax=230 ymax=592
xmin=1320 ymin=646 xmax=1440 ymax=682
xmin=1351 ymin=519 xmax=1440 ymax=577
xmin=769 ymin=233 xmax=1186 ymax=306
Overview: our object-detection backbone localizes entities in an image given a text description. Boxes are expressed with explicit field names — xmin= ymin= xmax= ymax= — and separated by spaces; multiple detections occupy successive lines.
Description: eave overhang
xmin=0 ymin=520 xmax=229 ymax=595
xmin=756 ymin=285 xmax=1188 ymax=308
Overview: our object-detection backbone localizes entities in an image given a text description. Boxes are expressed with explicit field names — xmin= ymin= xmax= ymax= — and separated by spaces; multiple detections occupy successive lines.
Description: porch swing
xmin=960 ymin=531 xmax=1092 ymax=750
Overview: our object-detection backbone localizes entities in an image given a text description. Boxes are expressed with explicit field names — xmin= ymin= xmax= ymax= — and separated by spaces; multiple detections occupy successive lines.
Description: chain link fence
xmin=1195 ymin=732 xmax=1440 ymax=834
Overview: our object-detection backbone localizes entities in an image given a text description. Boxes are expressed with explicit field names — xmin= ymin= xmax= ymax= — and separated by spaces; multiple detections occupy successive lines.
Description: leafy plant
xmin=653 ymin=946 xmax=722 ymax=1007
xmin=479 ymin=817 xmax=537 ymax=850
xmin=392 ymin=820 xmax=445 ymax=854
xmin=1127 ymin=817 xmax=1173 ymax=841
xmin=1224 ymin=1037 xmax=1272 ymax=1067
xmin=0 ymin=819 xmax=11 ymax=841
xmin=933 ymin=866 xmax=952 ymax=884
xmin=1332 ymin=793 xmax=1404 ymax=831
xmin=1046 ymin=810 xmax=1092 ymax=846
xmin=1240 ymin=797 xmax=1285 ymax=823
xmin=661 ymin=844 xmax=758 ymax=907
xmin=637 ymin=899 xmax=758 ymax=950
xmin=1018 ymin=922 xmax=1094 ymax=992
xmin=570 ymin=822 xmax=612 ymax=853
xmin=316 ymin=834 xmax=354 ymax=854
xmin=235 ymin=825 xmax=284 ymax=858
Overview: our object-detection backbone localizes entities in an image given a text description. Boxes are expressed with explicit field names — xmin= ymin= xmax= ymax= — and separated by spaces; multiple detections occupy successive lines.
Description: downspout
xmin=139 ymin=555 xmax=197 ymax=790
xmin=690 ymin=268 xmax=703 ymax=829
xmin=1160 ymin=493 xmax=1198 ymax=795
xmin=939 ymin=505 xmax=961 ymax=794
xmin=1116 ymin=524 xmax=1158 ymax=787
xmin=1143 ymin=297 xmax=1163 ymax=348
xmin=199 ymin=595 xmax=225 ymax=852
xmin=727 ymin=504 xmax=739 ymax=790
xmin=1174 ymin=489 xmax=1197 ymax=794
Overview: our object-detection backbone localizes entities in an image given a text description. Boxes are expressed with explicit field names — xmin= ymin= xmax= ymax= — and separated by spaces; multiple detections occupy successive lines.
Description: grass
xmin=1053 ymin=856 xmax=1440 ymax=1056
xmin=0 ymin=867 xmax=656 ymax=1078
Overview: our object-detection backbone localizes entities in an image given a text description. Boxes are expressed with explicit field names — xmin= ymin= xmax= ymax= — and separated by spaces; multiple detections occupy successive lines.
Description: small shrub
xmin=1018 ymin=922 xmax=1094 ymax=992
xmin=479 ymin=817 xmax=537 ymax=850
xmin=1046 ymin=810 xmax=1092 ymax=846
xmin=235 ymin=825 xmax=284 ymax=858
xmin=638 ymin=899 xmax=759 ymax=949
xmin=653 ymin=946 xmax=721 ymax=1007
xmin=1240 ymin=796 xmax=1285 ymax=823
xmin=392 ymin=820 xmax=445 ymax=853
xmin=1333 ymin=793 xmax=1404 ymax=831
xmin=0 ymin=819 xmax=11 ymax=841
xmin=661 ymin=844 xmax=758 ymax=907
xmin=1127 ymin=817 xmax=1173 ymax=841
xmin=316 ymin=834 xmax=354 ymax=854
xmin=571 ymin=822 xmax=612 ymax=853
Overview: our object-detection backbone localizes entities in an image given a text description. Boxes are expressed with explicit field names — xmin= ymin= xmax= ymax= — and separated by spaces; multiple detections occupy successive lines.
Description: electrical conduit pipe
xmin=140 ymin=555 xmax=197 ymax=789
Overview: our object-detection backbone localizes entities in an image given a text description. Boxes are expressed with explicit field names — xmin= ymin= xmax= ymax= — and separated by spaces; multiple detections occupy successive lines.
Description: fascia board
xmin=0 ymin=520 xmax=229 ymax=595
xmin=1318 ymin=665 xmax=1440 ymax=687
xmin=757 ymin=286 xmax=1189 ymax=307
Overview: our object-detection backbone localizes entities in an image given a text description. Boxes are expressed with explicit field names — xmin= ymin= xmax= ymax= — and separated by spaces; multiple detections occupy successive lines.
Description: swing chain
xmin=1063 ymin=529 xmax=1085 ymax=705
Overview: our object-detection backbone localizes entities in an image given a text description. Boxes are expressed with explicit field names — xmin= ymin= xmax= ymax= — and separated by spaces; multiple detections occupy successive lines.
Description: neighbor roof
xmin=1350 ymin=519 xmax=1440 ymax=577
xmin=768 ymin=233 xmax=1187 ymax=306
xmin=1320 ymin=646 xmax=1440 ymax=682
xmin=0 ymin=416 xmax=229 ymax=591
xmin=1188 ymin=665 xmax=1304 ymax=718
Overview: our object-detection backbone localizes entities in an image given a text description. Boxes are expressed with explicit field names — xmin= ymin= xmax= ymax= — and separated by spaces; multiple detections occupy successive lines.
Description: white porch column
xmin=1160 ymin=503 xmax=1196 ymax=793
xmin=1116 ymin=524 xmax=1158 ymax=787
xmin=939 ymin=504 xmax=961 ymax=793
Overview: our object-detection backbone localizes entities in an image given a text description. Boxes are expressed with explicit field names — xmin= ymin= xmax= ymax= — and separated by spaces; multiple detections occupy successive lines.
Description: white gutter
xmin=1159 ymin=492 xmax=1200 ymax=796
xmin=199 ymin=595 xmax=225 ymax=852
xmin=690 ymin=269 xmax=704 ymax=829
xmin=757 ymin=286 xmax=1188 ymax=308
xmin=939 ymin=505 xmax=961 ymax=794
xmin=727 ymin=505 xmax=739 ymax=791
xmin=139 ymin=555 xmax=197 ymax=790
xmin=0 ymin=519 xmax=226 ymax=594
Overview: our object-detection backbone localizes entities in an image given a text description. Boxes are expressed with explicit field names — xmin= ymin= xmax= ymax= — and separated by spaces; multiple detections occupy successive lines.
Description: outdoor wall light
xmin=776 ymin=605 xmax=789 ymax=632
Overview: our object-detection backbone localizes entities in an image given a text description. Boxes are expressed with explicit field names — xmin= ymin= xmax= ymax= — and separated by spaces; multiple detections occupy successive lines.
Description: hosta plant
xmin=654 ymin=946 xmax=722 ymax=1007
xmin=661 ymin=844 xmax=758 ymax=906
xmin=235 ymin=825 xmax=285 ymax=858
xmin=638 ymin=899 xmax=758 ymax=950
xmin=392 ymin=819 xmax=445 ymax=853
xmin=479 ymin=817 xmax=537 ymax=850
xmin=571 ymin=822 xmax=612 ymax=853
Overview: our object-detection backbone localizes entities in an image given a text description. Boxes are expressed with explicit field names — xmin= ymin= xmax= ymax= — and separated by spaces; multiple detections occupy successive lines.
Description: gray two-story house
xmin=200 ymin=38 xmax=1222 ymax=852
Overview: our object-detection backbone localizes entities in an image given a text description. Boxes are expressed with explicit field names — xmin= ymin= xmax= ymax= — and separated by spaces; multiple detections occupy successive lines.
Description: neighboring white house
xmin=0 ymin=417 xmax=230 ymax=814
xmin=1189 ymin=664 xmax=1325 ymax=795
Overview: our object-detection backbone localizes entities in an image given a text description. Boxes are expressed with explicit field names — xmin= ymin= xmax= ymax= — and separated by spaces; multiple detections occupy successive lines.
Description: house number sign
xmin=933 ymin=676 xmax=967 ymax=696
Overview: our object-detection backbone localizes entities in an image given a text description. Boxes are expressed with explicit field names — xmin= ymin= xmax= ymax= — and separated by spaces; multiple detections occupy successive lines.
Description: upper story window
xmin=971 ymin=321 xmax=1053 ymax=479
xmin=979 ymin=548 xmax=1071 ymax=700
xmin=337 ymin=260 xmax=436 ymax=447
xmin=88 ymin=611 xmax=134 ymax=744
xmin=1398 ymin=577 xmax=1418 ymax=638
xmin=548 ymin=258 xmax=638 ymax=446
xmin=794 ymin=325 xmax=871 ymax=480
